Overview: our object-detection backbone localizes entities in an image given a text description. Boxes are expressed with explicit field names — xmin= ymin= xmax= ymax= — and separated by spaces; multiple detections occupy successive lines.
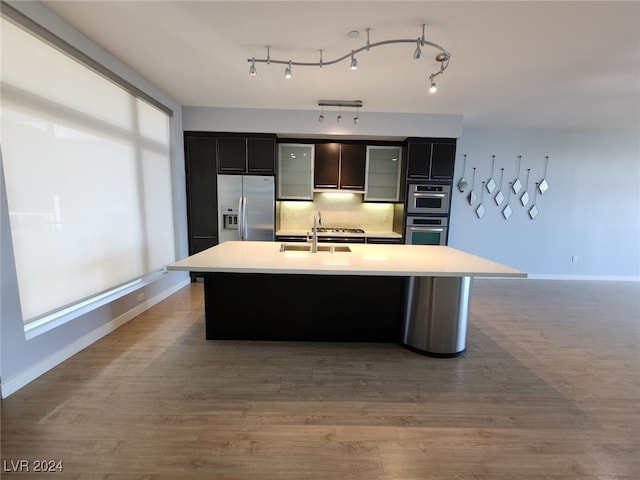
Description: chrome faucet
xmin=311 ymin=211 xmax=323 ymax=253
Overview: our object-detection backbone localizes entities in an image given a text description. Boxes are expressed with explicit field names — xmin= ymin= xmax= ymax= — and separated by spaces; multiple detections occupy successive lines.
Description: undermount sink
xmin=280 ymin=244 xmax=312 ymax=252
xmin=280 ymin=243 xmax=351 ymax=253
xmin=318 ymin=245 xmax=351 ymax=252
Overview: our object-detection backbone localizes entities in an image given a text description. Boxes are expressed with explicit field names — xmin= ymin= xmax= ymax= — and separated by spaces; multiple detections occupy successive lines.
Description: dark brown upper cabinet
xmin=339 ymin=144 xmax=366 ymax=190
xmin=314 ymin=143 xmax=341 ymax=188
xmin=313 ymin=143 xmax=366 ymax=191
xmin=217 ymin=136 xmax=276 ymax=174
xmin=406 ymin=138 xmax=457 ymax=180
xmin=247 ymin=138 xmax=276 ymax=173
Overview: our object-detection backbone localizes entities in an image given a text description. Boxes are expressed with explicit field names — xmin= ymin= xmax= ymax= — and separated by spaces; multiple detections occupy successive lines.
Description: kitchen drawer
xmin=366 ymin=236 xmax=403 ymax=244
xmin=276 ymin=235 xmax=307 ymax=243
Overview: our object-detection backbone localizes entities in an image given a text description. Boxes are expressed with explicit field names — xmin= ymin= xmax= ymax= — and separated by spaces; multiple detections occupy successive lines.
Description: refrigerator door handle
xmin=238 ymin=196 xmax=244 ymax=241
xmin=243 ymin=196 xmax=249 ymax=240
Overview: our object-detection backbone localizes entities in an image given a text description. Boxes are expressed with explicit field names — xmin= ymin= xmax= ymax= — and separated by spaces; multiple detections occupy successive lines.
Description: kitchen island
xmin=168 ymin=241 xmax=526 ymax=357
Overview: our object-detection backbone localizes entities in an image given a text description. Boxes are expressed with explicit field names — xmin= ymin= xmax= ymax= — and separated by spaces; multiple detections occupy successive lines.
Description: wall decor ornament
xmin=513 ymin=155 xmax=523 ymax=194
xmin=520 ymin=168 xmax=531 ymax=206
xmin=494 ymin=168 xmax=505 ymax=206
xmin=476 ymin=182 xmax=486 ymax=218
xmin=457 ymin=154 xmax=469 ymax=193
xmin=529 ymin=182 xmax=540 ymax=219
xmin=486 ymin=155 xmax=496 ymax=193
xmin=503 ymin=182 xmax=513 ymax=219
xmin=468 ymin=167 xmax=477 ymax=205
xmin=539 ymin=155 xmax=549 ymax=194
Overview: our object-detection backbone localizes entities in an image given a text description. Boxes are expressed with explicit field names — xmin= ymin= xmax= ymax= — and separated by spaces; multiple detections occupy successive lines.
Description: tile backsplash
xmin=279 ymin=193 xmax=396 ymax=232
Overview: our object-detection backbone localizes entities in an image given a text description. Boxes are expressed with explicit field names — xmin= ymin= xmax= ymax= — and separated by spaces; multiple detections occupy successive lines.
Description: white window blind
xmin=0 ymin=14 xmax=176 ymax=326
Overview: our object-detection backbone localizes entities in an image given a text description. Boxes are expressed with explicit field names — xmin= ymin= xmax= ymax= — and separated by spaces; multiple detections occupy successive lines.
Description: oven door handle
xmin=413 ymin=193 xmax=446 ymax=198
xmin=407 ymin=227 xmax=445 ymax=232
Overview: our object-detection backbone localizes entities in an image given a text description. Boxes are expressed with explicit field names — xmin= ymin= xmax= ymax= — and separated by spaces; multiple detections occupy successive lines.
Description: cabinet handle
xmin=249 ymin=168 xmax=273 ymax=172
xmin=316 ymin=184 xmax=338 ymax=188
xmin=341 ymin=185 xmax=364 ymax=189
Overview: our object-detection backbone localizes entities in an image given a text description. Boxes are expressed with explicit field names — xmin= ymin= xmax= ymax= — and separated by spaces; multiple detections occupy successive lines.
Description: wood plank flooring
xmin=1 ymin=279 xmax=638 ymax=479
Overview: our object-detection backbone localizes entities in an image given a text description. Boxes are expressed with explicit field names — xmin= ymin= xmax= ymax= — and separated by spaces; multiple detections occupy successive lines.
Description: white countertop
xmin=168 ymin=241 xmax=526 ymax=278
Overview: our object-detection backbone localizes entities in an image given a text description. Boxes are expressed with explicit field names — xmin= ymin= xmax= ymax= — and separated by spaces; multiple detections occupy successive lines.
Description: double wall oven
xmin=405 ymin=183 xmax=451 ymax=245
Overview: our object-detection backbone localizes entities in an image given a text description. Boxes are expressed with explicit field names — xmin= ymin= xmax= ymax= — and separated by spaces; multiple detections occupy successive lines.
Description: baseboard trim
xmin=525 ymin=274 xmax=639 ymax=282
xmin=476 ymin=275 xmax=639 ymax=282
xmin=1 ymin=278 xmax=190 ymax=399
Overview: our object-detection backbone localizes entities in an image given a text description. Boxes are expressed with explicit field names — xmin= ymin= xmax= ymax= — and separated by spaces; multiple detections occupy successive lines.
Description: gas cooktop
xmin=316 ymin=227 xmax=365 ymax=234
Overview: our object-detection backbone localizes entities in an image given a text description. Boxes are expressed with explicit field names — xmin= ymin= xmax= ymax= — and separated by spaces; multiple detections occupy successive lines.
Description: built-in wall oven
xmin=407 ymin=183 xmax=451 ymax=215
xmin=405 ymin=216 xmax=448 ymax=246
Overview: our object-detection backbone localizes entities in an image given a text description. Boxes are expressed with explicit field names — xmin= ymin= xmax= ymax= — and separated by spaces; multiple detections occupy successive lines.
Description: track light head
xmin=249 ymin=57 xmax=257 ymax=76
xmin=353 ymin=116 xmax=359 ymax=125
xmin=350 ymin=50 xmax=358 ymax=70
xmin=284 ymin=60 xmax=292 ymax=79
xmin=413 ymin=41 xmax=422 ymax=60
xmin=318 ymin=114 xmax=324 ymax=122
xmin=429 ymin=81 xmax=437 ymax=93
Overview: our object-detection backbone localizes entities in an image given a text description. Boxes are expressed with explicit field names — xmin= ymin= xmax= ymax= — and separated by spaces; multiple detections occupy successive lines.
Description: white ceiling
xmin=41 ymin=1 xmax=640 ymax=131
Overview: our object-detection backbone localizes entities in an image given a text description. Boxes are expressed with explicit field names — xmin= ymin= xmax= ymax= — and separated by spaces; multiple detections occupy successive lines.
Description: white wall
xmin=0 ymin=2 xmax=190 ymax=397
xmin=184 ymin=107 xmax=640 ymax=280
xmin=449 ymin=127 xmax=640 ymax=280
xmin=183 ymin=106 xmax=464 ymax=139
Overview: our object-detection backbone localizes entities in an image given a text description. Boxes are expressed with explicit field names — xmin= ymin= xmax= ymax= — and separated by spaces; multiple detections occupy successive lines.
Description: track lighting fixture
xmin=247 ymin=23 xmax=451 ymax=92
xmin=318 ymin=100 xmax=363 ymax=124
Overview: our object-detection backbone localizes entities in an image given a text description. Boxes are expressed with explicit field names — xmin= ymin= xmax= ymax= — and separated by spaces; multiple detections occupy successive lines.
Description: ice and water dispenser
xmin=221 ymin=206 xmax=238 ymax=230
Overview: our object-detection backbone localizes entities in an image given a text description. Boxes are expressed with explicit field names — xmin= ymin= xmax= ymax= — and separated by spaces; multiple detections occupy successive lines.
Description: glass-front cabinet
xmin=364 ymin=146 xmax=403 ymax=202
xmin=277 ymin=143 xmax=314 ymax=200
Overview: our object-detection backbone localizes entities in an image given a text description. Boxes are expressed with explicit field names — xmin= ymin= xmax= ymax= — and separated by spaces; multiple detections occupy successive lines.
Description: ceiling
xmin=40 ymin=1 xmax=640 ymax=131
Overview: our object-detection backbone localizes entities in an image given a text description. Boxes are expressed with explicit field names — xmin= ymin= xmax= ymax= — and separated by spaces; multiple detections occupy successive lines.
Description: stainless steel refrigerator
xmin=217 ymin=175 xmax=275 ymax=243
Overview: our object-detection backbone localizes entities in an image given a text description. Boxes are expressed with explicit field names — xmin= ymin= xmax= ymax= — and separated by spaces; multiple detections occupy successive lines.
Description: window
xmin=1 ymin=10 xmax=176 ymax=333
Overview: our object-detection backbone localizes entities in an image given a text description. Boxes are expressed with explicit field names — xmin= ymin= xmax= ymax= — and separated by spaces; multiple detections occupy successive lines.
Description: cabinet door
xmin=365 ymin=146 xmax=402 ymax=201
xmin=406 ymin=142 xmax=431 ymax=178
xmin=339 ymin=144 xmax=366 ymax=191
xmin=247 ymin=138 xmax=275 ymax=174
xmin=314 ymin=143 xmax=340 ymax=189
xmin=217 ymin=137 xmax=246 ymax=173
xmin=430 ymin=143 xmax=456 ymax=179
xmin=277 ymin=143 xmax=314 ymax=200
xmin=185 ymin=135 xmax=218 ymax=254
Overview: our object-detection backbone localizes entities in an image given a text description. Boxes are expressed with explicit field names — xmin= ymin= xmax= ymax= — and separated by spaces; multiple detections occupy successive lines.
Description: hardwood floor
xmin=2 ymin=279 xmax=638 ymax=479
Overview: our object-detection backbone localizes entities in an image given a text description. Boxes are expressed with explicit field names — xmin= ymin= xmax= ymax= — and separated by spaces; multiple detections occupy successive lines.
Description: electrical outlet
xmin=571 ymin=255 xmax=578 ymax=263
xmin=137 ymin=293 xmax=145 ymax=302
